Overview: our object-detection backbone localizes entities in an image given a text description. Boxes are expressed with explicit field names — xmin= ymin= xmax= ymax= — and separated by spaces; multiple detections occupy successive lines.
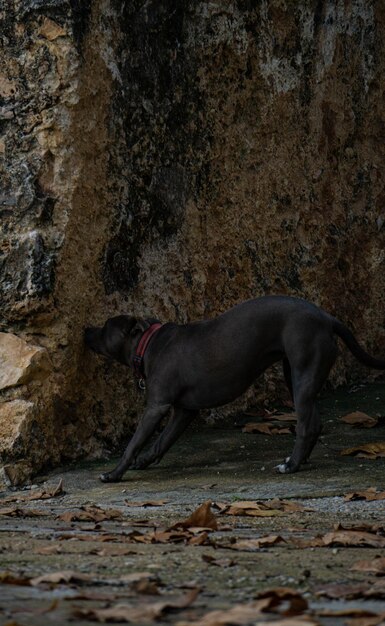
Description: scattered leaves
xmin=2 ymin=479 xmax=64 ymax=503
xmin=124 ymin=499 xmax=169 ymax=507
xmin=263 ymin=412 xmax=297 ymax=422
xmin=293 ymin=527 xmax=385 ymax=549
xmin=340 ymin=411 xmax=378 ymax=428
xmin=176 ymin=598 xmax=276 ymax=626
xmin=73 ymin=588 xmax=199 ymax=622
xmin=352 ymin=557 xmax=385 ymax=575
xmin=216 ymin=499 xmax=309 ymax=518
xmin=230 ymin=534 xmax=287 ymax=551
xmin=345 ymin=487 xmax=385 ymax=501
xmin=340 ymin=442 xmax=385 ymax=459
xmin=242 ymin=422 xmax=293 ymax=435
xmin=57 ymin=505 xmax=122 ymax=523
xmin=255 ymin=587 xmax=308 ymax=616
xmin=316 ymin=581 xmax=385 ymax=600
xmin=31 ymin=570 xmax=93 ymax=586
xmin=0 ymin=507 xmax=47 ymax=518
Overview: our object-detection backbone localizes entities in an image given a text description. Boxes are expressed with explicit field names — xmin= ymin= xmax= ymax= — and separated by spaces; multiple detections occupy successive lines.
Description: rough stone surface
xmin=0 ymin=332 xmax=51 ymax=390
xmin=1 ymin=0 xmax=384 ymax=482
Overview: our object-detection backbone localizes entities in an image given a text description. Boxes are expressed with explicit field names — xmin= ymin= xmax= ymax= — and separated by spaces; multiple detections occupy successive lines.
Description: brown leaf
xmin=345 ymin=487 xmax=385 ymax=502
xmin=230 ymin=534 xmax=287 ymax=551
xmin=3 ymin=479 xmax=64 ymax=503
xmin=352 ymin=557 xmax=385 ymax=575
xmin=255 ymin=587 xmax=308 ymax=616
xmin=316 ymin=582 xmax=371 ymax=599
xmin=345 ymin=613 xmax=385 ymax=626
xmin=73 ymin=588 xmax=199 ymax=622
xmin=0 ymin=571 xmax=31 ymax=586
xmin=317 ymin=609 xmax=379 ymax=617
xmin=31 ymin=570 xmax=93 ymax=586
xmin=242 ymin=422 xmax=292 ymax=435
xmin=33 ymin=544 xmax=63 ymax=555
xmin=340 ymin=411 xmax=378 ymax=428
xmin=340 ymin=442 xmax=385 ymax=459
xmin=254 ymin=618 xmax=320 ymax=626
xmin=219 ymin=499 xmax=308 ymax=517
xmin=176 ymin=598 xmax=275 ymax=626
xmin=0 ymin=507 xmax=47 ymax=517
xmin=172 ymin=501 xmax=218 ymax=531
xmin=263 ymin=412 xmax=297 ymax=422
xmin=124 ymin=499 xmax=169 ymax=507
xmin=176 ymin=600 xmax=317 ymax=626
xmin=118 ymin=572 xmax=161 ymax=595
xmin=57 ymin=505 xmax=122 ymax=523
xmin=321 ymin=530 xmax=385 ymax=548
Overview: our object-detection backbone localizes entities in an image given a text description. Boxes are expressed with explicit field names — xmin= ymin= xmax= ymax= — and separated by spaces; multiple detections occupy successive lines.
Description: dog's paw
xmin=275 ymin=457 xmax=297 ymax=474
xmin=99 ymin=471 xmax=121 ymax=483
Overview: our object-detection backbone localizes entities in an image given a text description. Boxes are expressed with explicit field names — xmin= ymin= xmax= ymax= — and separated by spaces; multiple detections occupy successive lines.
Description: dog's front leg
xmin=133 ymin=407 xmax=197 ymax=469
xmin=100 ymin=403 xmax=171 ymax=482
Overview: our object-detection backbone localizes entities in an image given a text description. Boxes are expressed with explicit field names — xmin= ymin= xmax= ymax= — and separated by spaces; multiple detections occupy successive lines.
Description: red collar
xmin=133 ymin=323 xmax=162 ymax=379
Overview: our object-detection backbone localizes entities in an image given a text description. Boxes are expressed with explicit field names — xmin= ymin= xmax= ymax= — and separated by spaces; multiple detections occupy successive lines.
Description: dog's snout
xmin=84 ymin=326 xmax=99 ymax=348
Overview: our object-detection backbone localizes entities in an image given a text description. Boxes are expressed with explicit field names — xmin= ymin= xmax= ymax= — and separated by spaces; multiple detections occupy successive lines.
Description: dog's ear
xmin=129 ymin=318 xmax=149 ymax=335
xmin=130 ymin=318 xmax=161 ymax=336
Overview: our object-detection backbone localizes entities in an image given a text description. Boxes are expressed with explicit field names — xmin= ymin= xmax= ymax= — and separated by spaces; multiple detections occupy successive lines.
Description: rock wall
xmin=1 ymin=0 xmax=384 ymax=484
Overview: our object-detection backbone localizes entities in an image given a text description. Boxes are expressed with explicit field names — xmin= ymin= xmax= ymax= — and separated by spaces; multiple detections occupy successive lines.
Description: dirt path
xmin=1 ymin=383 xmax=385 ymax=625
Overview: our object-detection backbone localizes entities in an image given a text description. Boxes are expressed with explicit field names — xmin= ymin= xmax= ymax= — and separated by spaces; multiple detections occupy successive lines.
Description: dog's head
xmin=84 ymin=315 xmax=148 ymax=365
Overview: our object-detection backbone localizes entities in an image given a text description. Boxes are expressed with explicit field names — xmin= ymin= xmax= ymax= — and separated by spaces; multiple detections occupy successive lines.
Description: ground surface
xmin=1 ymin=383 xmax=385 ymax=626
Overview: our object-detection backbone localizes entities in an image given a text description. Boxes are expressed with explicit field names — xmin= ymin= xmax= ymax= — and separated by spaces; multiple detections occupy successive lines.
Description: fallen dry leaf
xmin=73 ymin=588 xmax=199 ymax=622
xmin=345 ymin=487 xmax=385 ymax=502
xmin=57 ymin=505 xmax=122 ymax=523
xmin=352 ymin=557 xmax=385 ymax=575
xmin=0 ymin=571 xmax=32 ymax=586
xmin=217 ymin=499 xmax=308 ymax=518
xmin=124 ymin=499 xmax=169 ymax=507
xmin=340 ymin=411 xmax=378 ymax=428
xmin=31 ymin=570 xmax=93 ymax=586
xmin=219 ymin=500 xmax=284 ymax=517
xmin=255 ymin=587 xmax=308 ymax=616
xmin=345 ymin=613 xmax=385 ymax=626
xmin=230 ymin=534 xmax=287 ymax=551
xmin=321 ymin=530 xmax=385 ymax=548
xmin=293 ymin=528 xmax=385 ymax=549
xmin=171 ymin=501 xmax=218 ymax=531
xmin=242 ymin=422 xmax=292 ymax=435
xmin=176 ymin=598 xmax=276 ymax=626
xmin=3 ymin=479 xmax=64 ymax=503
xmin=33 ymin=544 xmax=63 ymax=555
xmin=263 ymin=412 xmax=297 ymax=422
xmin=316 ymin=582 xmax=372 ymax=599
xmin=177 ymin=599 xmax=317 ymax=626
xmin=0 ymin=507 xmax=48 ymax=518
xmin=317 ymin=609 xmax=380 ymax=618
xmin=341 ymin=442 xmax=385 ymax=459
xmin=254 ymin=619 xmax=320 ymax=626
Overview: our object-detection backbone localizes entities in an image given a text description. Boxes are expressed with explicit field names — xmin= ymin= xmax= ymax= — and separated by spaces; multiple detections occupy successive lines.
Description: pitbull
xmin=84 ymin=296 xmax=385 ymax=482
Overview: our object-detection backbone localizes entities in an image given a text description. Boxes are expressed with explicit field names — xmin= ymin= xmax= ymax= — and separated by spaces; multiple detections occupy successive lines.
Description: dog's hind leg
xmin=100 ymin=403 xmax=171 ymax=482
xmin=277 ymin=334 xmax=337 ymax=474
xmin=282 ymin=358 xmax=293 ymax=400
xmin=132 ymin=407 xmax=197 ymax=469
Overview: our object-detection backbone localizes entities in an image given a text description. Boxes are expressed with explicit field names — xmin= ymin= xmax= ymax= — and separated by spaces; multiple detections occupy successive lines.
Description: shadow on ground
xmin=0 ymin=383 xmax=385 ymax=625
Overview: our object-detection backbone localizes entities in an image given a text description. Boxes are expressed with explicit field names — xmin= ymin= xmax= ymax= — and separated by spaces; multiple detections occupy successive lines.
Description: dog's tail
xmin=332 ymin=319 xmax=385 ymax=370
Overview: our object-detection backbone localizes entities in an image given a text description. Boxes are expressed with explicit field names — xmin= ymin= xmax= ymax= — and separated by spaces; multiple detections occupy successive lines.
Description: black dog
xmin=84 ymin=296 xmax=385 ymax=482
